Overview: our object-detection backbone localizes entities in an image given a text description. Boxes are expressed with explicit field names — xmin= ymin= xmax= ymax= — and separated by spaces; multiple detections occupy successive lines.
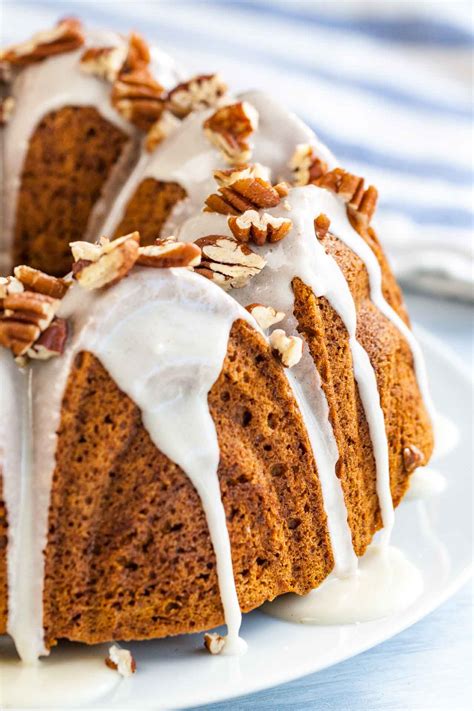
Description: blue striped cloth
xmin=3 ymin=0 xmax=473 ymax=299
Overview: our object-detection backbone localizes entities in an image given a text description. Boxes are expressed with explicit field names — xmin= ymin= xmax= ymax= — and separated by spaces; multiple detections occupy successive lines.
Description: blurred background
xmin=1 ymin=1 xmax=472 ymax=709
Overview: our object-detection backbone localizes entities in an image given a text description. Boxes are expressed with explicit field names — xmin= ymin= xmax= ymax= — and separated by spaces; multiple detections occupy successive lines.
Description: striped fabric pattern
xmin=3 ymin=0 xmax=473 ymax=299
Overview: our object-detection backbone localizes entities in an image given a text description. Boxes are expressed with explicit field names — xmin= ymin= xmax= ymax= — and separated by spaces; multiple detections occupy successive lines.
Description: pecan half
xmin=27 ymin=318 xmax=68 ymax=360
xmin=316 ymin=168 xmax=378 ymax=226
xmin=194 ymin=235 xmax=266 ymax=290
xmin=314 ymin=213 xmax=331 ymax=240
xmin=145 ymin=110 xmax=181 ymax=152
xmin=403 ymin=444 xmax=425 ymax=474
xmin=79 ymin=45 xmax=128 ymax=82
xmin=0 ymin=18 xmax=84 ymax=66
xmin=112 ymin=66 xmax=166 ymax=130
xmin=228 ymin=210 xmax=292 ymax=245
xmin=203 ymin=633 xmax=225 ymax=655
xmin=203 ymin=101 xmax=258 ymax=165
xmin=168 ymin=73 xmax=227 ymax=118
xmin=0 ymin=291 xmax=60 ymax=357
xmin=213 ymin=163 xmax=270 ymax=188
xmin=289 ymin=144 xmax=327 ymax=186
xmin=137 ymin=238 xmax=201 ymax=268
xmin=204 ymin=177 xmax=281 ymax=216
xmin=14 ymin=264 xmax=69 ymax=299
xmin=72 ymin=233 xmax=140 ymax=289
xmin=269 ymin=329 xmax=303 ymax=368
xmin=246 ymin=303 xmax=285 ymax=330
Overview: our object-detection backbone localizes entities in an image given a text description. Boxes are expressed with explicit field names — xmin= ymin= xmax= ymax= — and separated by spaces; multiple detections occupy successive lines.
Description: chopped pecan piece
xmin=289 ymin=144 xmax=327 ymax=186
xmin=246 ymin=303 xmax=285 ymax=330
xmin=0 ymin=320 xmax=40 ymax=358
xmin=72 ymin=233 xmax=140 ymax=289
xmin=0 ymin=18 xmax=84 ymax=66
xmin=105 ymin=645 xmax=136 ymax=677
xmin=79 ymin=45 xmax=128 ymax=82
xmin=194 ymin=235 xmax=266 ymax=290
xmin=0 ymin=96 xmax=14 ymax=126
xmin=0 ymin=275 xmax=24 ymax=299
xmin=121 ymin=32 xmax=150 ymax=72
xmin=228 ymin=210 xmax=292 ymax=245
xmin=203 ymin=101 xmax=258 ymax=164
xmin=137 ymin=238 xmax=201 ymax=268
xmin=403 ymin=445 xmax=425 ymax=474
xmin=14 ymin=265 xmax=69 ymax=299
xmin=168 ymin=73 xmax=227 ymax=118
xmin=314 ymin=213 xmax=331 ymax=240
xmin=204 ymin=177 xmax=281 ymax=216
xmin=269 ymin=329 xmax=303 ymax=368
xmin=213 ymin=163 xmax=270 ymax=188
xmin=349 ymin=185 xmax=378 ymax=227
xmin=204 ymin=632 xmax=225 ymax=655
xmin=145 ymin=110 xmax=181 ymax=151
xmin=112 ymin=66 xmax=166 ymax=130
xmin=27 ymin=318 xmax=68 ymax=360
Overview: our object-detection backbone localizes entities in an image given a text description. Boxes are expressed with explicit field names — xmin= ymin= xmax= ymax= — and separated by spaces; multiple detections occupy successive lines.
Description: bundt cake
xmin=0 ymin=20 xmax=434 ymax=665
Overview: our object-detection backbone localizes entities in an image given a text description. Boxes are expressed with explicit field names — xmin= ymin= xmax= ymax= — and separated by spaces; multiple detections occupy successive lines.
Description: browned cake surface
xmin=114 ymin=178 xmax=187 ymax=245
xmin=293 ymin=229 xmax=433 ymax=557
xmin=0 ymin=474 xmax=7 ymax=634
xmin=12 ymin=107 xmax=128 ymax=276
xmin=42 ymin=321 xmax=333 ymax=646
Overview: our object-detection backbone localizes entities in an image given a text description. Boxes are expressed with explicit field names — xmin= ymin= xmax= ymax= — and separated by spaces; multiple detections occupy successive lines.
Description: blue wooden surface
xmin=192 ymin=292 xmax=473 ymax=711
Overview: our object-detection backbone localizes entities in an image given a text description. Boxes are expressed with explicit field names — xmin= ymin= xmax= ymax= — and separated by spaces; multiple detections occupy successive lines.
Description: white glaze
xmin=0 ymin=30 xmax=180 ymax=269
xmin=176 ymin=186 xmax=395 ymax=544
xmin=263 ymin=543 xmax=423 ymax=625
xmin=0 ymin=636 xmax=120 ymax=708
xmin=405 ymin=467 xmax=447 ymax=500
xmin=1 ymin=50 xmax=436 ymax=656
xmin=7 ymin=269 xmax=254 ymax=661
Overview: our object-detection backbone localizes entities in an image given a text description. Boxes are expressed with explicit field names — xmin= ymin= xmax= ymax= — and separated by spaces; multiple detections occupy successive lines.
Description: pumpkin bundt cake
xmin=0 ymin=20 xmax=434 ymax=665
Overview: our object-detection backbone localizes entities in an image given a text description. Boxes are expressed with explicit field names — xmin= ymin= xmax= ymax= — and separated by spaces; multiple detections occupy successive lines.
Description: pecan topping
xmin=168 ymin=73 xmax=227 ymax=118
xmin=316 ymin=168 xmax=378 ymax=226
xmin=204 ymin=177 xmax=281 ymax=216
xmin=71 ymin=233 xmax=140 ymax=290
xmin=137 ymin=238 xmax=201 ymax=268
xmin=228 ymin=210 xmax=292 ymax=245
xmin=105 ymin=645 xmax=136 ymax=677
xmin=203 ymin=101 xmax=258 ymax=164
xmin=0 ymin=291 xmax=60 ymax=357
xmin=289 ymin=144 xmax=327 ymax=186
xmin=14 ymin=265 xmax=69 ymax=299
xmin=314 ymin=213 xmax=330 ymax=240
xmin=121 ymin=33 xmax=150 ymax=72
xmin=79 ymin=45 xmax=128 ymax=82
xmin=246 ymin=303 xmax=285 ymax=330
xmin=145 ymin=110 xmax=180 ymax=152
xmin=204 ymin=632 xmax=225 ymax=655
xmin=213 ymin=163 xmax=270 ymax=188
xmin=269 ymin=329 xmax=303 ymax=368
xmin=0 ymin=96 xmax=15 ymax=126
xmin=194 ymin=235 xmax=266 ymax=290
xmin=112 ymin=67 xmax=166 ymax=130
xmin=28 ymin=318 xmax=68 ymax=360
xmin=0 ymin=18 xmax=84 ymax=66
xmin=403 ymin=445 xmax=425 ymax=474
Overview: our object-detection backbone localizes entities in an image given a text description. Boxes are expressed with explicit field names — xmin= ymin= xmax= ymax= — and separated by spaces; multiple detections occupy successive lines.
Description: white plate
xmin=1 ymin=328 xmax=472 ymax=710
